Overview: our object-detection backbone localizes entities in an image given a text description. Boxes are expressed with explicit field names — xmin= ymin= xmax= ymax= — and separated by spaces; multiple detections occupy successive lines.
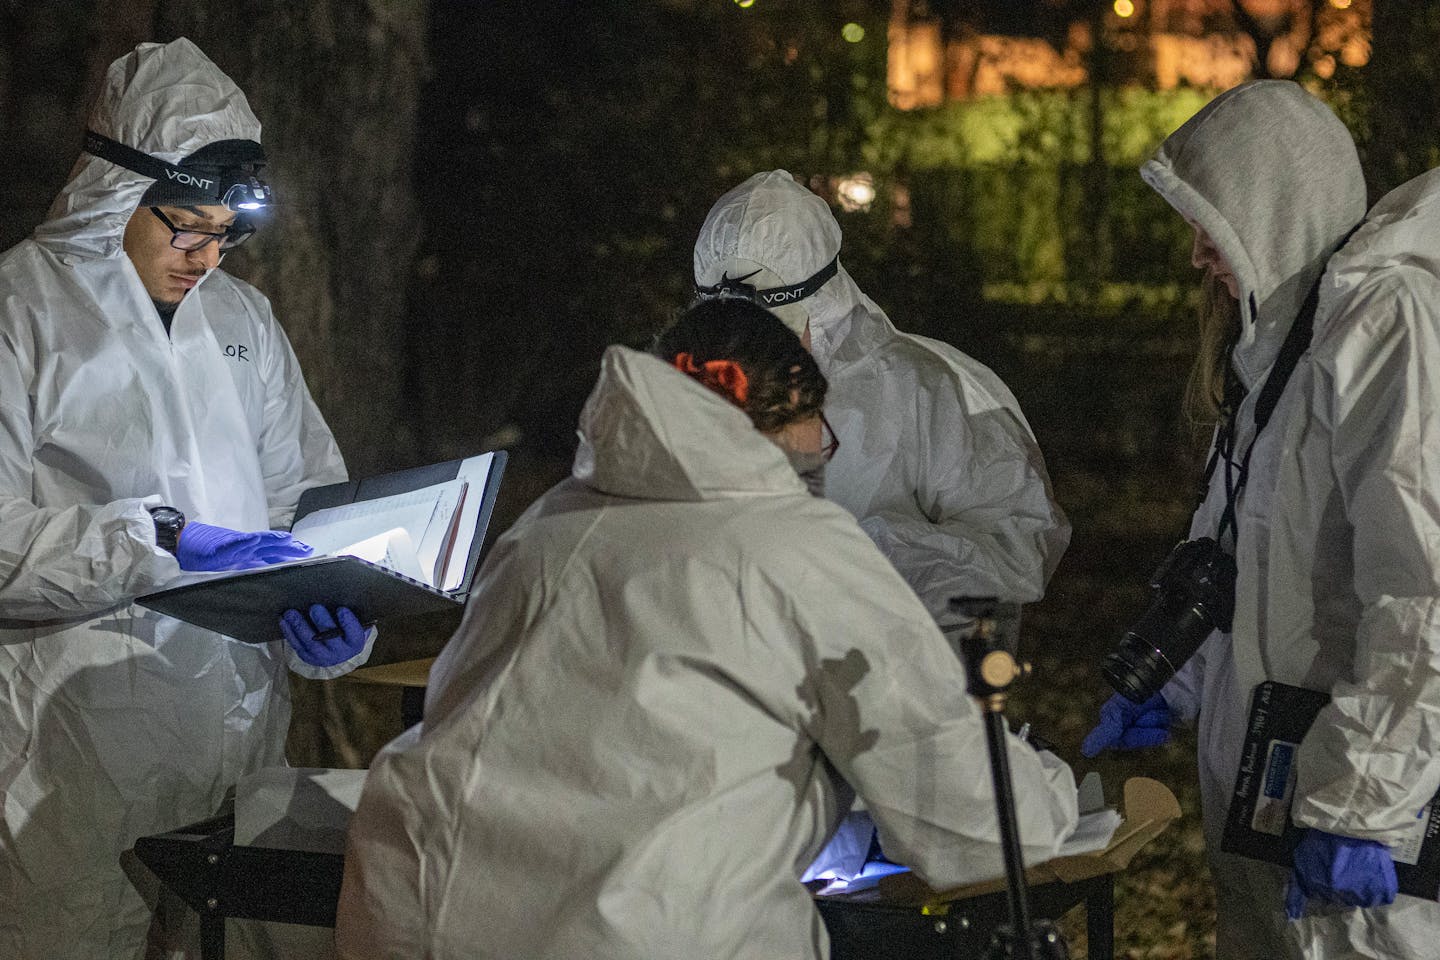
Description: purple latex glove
xmin=1286 ymin=829 xmax=1398 ymax=919
xmin=176 ymin=521 xmax=313 ymax=572
xmin=280 ymin=605 xmax=368 ymax=668
xmin=1081 ymin=692 xmax=1172 ymax=758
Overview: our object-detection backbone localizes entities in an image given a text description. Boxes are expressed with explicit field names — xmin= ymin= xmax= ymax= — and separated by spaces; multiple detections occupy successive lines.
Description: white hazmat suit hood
xmin=1147 ymin=82 xmax=1440 ymax=959
xmin=0 ymin=38 xmax=347 ymax=957
xmin=694 ymin=172 xmax=1069 ymax=633
xmin=570 ymin=342 xmax=805 ymax=502
xmin=338 ymin=346 xmax=1077 ymax=960
xmin=1141 ymin=79 xmax=1366 ymax=391
xmin=35 ymin=37 xmax=261 ymax=264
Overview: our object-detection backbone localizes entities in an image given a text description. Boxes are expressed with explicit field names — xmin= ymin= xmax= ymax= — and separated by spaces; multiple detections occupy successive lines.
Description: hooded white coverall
xmin=1149 ymin=81 xmax=1440 ymax=958
xmin=0 ymin=39 xmax=356 ymax=957
xmin=335 ymin=346 xmax=1078 ymax=960
xmin=693 ymin=172 xmax=1069 ymax=635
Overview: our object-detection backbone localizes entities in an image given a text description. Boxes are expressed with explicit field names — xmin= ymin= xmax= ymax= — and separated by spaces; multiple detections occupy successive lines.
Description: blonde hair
xmin=1185 ymin=274 xmax=1242 ymax=427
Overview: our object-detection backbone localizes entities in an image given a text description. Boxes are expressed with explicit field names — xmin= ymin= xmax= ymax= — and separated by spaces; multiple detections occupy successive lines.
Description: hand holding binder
xmin=1224 ymin=681 xmax=1440 ymax=901
xmin=137 ymin=451 xmax=507 ymax=644
xmin=1285 ymin=829 xmax=1398 ymax=919
xmin=177 ymin=523 xmax=313 ymax=572
xmin=281 ymin=606 xmax=369 ymax=668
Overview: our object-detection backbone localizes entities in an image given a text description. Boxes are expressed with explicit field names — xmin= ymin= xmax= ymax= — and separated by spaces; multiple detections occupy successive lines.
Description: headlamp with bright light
xmin=84 ymin=130 xmax=275 ymax=213
xmin=220 ymin=176 xmax=271 ymax=212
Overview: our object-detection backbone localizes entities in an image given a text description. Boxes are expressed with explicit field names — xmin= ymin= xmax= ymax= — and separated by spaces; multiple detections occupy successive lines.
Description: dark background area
xmin=2 ymin=1 xmax=1436 ymax=955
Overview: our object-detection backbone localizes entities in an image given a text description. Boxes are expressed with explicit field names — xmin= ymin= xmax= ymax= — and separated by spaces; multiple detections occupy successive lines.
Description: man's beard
xmin=151 ymin=298 xmax=181 ymax=332
xmin=151 ymin=282 xmax=194 ymax=314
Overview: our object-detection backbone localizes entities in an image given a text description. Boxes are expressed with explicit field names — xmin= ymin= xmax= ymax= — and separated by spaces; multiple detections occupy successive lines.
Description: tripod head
xmin=952 ymin=598 xmax=1026 ymax=709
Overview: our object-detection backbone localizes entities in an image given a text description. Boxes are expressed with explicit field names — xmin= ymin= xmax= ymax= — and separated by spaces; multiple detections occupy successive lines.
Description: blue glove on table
xmin=280 ymin=605 xmax=368 ymax=668
xmin=177 ymin=521 xmax=313 ymax=572
xmin=1286 ymin=829 xmax=1397 ymax=919
xmin=1081 ymin=692 xmax=1172 ymax=758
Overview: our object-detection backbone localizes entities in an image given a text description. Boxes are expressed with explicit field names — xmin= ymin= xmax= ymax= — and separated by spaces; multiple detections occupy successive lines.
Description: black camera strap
xmin=1202 ymin=274 xmax=1325 ymax=548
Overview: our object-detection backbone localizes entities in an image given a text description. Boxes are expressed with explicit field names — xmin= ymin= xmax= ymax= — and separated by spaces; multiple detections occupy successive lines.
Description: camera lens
xmin=1103 ymin=647 xmax=1160 ymax=705
xmin=1102 ymin=538 xmax=1236 ymax=704
xmin=1103 ymin=594 xmax=1191 ymax=703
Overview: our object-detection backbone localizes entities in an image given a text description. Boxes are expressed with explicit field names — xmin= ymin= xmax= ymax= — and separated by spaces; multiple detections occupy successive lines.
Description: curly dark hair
xmin=652 ymin=299 xmax=826 ymax=433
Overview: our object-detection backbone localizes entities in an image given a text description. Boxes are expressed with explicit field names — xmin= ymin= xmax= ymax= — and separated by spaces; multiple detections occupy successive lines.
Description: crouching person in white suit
xmin=336 ymin=299 xmax=1077 ymax=960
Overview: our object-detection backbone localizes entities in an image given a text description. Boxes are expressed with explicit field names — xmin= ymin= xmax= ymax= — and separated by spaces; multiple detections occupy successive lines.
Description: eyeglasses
xmin=820 ymin=412 xmax=840 ymax=462
xmin=150 ymin=207 xmax=256 ymax=253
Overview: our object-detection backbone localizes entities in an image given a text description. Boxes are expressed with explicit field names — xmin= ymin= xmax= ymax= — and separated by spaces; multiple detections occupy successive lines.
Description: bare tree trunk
xmin=1366 ymin=2 xmax=1440 ymax=196
xmin=0 ymin=2 xmax=105 ymax=250
xmin=1229 ymin=0 xmax=1284 ymax=79
xmin=1082 ymin=0 xmax=1111 ymax=286
xmin=153 ymin=2 xmax=426 ymax=478
xmin=149 ymin=3 xmax=430 ymax=767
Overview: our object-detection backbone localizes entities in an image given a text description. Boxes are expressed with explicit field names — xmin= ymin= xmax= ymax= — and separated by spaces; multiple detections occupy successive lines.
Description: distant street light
xmin=1114 ymin=0 xmax=1135 ymax=17
xmin=836 ymin=173 xmax=876 ymax=213
xmin=734 ymin=0 xmax=756 ymax=8
xmin=842 ymin=22 xmax=866 ymax=43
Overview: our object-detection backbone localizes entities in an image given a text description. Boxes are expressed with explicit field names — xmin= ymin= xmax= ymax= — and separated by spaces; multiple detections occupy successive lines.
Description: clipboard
xmin=1222 ymin=680 xmax=1440 ymax=899
xmin=136 ymin=451 xmax=507 ymax=644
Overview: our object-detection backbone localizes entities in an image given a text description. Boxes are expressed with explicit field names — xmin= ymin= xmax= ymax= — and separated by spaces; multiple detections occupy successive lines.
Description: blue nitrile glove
xmin=280 ymin=605 xmax=368 ymax=668
xmin=1285 ymin=829 xmax=1398 ymax=919
xmin=176 ymin=522 xmax=313 ymax=572
xmin=1080 ymin=692 xmax=1172 ymax=758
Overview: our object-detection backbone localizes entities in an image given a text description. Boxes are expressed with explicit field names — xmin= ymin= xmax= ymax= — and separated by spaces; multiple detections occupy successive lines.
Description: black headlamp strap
xmin=696 ymin=256 xmax=839 ymax=309
xmin=84 ymin=130 xmax=219 ymax=195
xmin=82 ymin=130 xmax=271 ymax=212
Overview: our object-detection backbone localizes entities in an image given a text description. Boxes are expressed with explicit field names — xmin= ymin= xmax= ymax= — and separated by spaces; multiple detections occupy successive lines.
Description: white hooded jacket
xmin=1149 ymin=81 xmax=1440 ymax=959
xmin=0 ymin=39 xmax=350 ymax=958
xmin=336 ymin=346 xmax=1077 ymax=960
xmin=694 ymin=172 xmax=1069 ymax=632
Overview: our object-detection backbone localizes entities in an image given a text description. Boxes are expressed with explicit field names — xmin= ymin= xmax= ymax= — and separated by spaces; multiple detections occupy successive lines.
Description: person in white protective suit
xmin=335 ymin=299 xmax=1078 ymax=960
xmin=1084 ymin=80 xmax=1440 ymax=959
xmin=692 ymin=171 xmax=1070 ymax=638
xmin=0 ymin=39 xmax=373 ymax=958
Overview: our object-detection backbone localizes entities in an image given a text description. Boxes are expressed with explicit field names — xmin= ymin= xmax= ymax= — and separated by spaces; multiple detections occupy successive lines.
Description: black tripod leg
xmin=1085 ymin=877 xmax=1115 ymax=960
xmin=200 ymin=914 xmax=225 ymax=960
xmin=401 ymin=685 xmax=426 ymax=729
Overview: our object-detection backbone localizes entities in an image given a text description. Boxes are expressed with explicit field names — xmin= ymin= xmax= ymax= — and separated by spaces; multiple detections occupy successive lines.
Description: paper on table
xmin=812 ymin=859 xmax=912 ymax=895
xmin=807 ymin=770 xmax=1124 ymax=896
xmin=1056 ymin=808 xmax=1124 ymax=857
xmin=1056 ymin=770 xmax=1124 ymax=856
xmin=802 ymin=811 xmax=874 ymax=885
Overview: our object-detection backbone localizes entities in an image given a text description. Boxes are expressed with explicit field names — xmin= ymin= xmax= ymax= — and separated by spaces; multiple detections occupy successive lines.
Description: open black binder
xmin=137 ymin=451 xmax=507 ymax=644
xmin=1223 ymin=680 xmax=1440 ymax=899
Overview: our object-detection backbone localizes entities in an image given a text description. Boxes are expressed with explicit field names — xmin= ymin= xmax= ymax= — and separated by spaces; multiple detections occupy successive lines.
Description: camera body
xmin=1102 ymin=537 xmax=1237 ymax=704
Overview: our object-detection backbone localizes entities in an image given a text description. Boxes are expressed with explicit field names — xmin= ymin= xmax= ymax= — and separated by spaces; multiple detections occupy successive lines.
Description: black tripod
xmin=952 ymin=598 xmax=1069 ymax=960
